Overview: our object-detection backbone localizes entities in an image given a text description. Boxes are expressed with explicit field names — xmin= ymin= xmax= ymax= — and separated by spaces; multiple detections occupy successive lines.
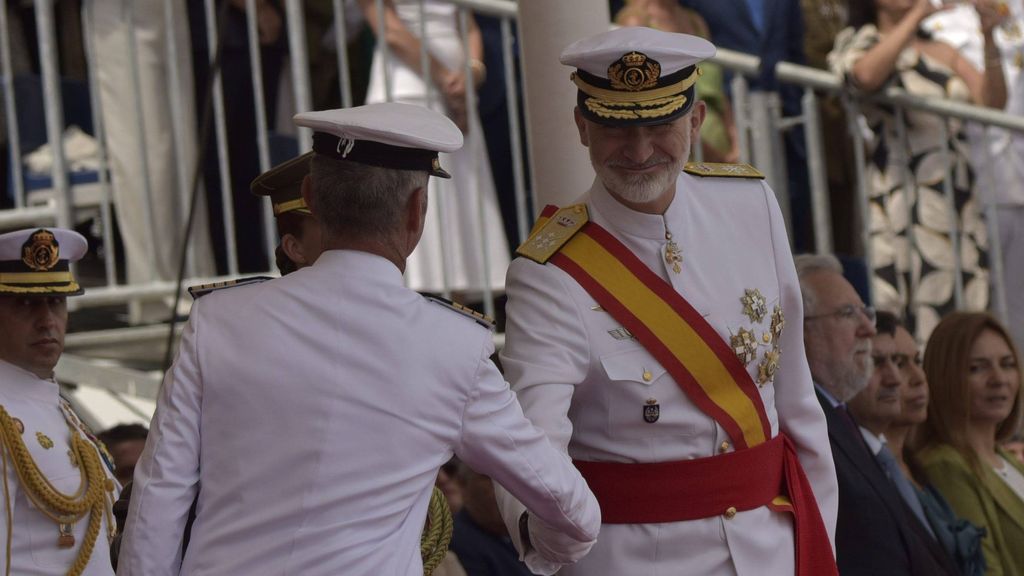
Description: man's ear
xmin=404 ymin=186 xmax=428 ymax=251
xmin=689 ymin=101 xmax=707 ymax=140
xmin=574 ymin=107 xmax=590 ymax=147
xmin=280 ymin=233 xmax=310 ymax=267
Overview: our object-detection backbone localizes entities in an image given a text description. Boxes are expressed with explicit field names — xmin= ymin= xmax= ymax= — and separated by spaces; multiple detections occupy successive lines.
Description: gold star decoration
xmin=757 ymin=347 xmax=781 ymax=387
xmin=770 ymin=305 xmax=785 ymax=342
xmin=730 ymin=327 xmax=759 ymax=366
xmin=740 ymin=289 xmax=768 ymax=323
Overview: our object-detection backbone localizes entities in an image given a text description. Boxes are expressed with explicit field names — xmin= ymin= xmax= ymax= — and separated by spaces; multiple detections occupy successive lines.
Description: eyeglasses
xmin=805 ymin=304 xmax=876 ymax=324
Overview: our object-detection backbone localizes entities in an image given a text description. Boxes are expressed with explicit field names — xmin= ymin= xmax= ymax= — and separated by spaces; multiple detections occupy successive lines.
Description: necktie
xmin=876 ymin=444 xmax=936 ymax=540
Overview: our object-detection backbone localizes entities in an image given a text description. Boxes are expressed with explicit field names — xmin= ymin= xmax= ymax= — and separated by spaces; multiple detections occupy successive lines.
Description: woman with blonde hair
xmin=916 ymin=312 xmax=1024 ymax=575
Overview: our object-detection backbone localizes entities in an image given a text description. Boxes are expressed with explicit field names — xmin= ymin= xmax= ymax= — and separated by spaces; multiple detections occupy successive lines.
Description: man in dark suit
xmin=796 ymin=254 xmax=958 ymax=576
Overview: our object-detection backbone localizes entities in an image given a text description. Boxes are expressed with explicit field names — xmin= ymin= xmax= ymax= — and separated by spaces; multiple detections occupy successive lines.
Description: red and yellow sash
xmin=530 ymin=204 xmax=772 ymax=449
xmin=521 ymin=204 xmax=837 ymax=576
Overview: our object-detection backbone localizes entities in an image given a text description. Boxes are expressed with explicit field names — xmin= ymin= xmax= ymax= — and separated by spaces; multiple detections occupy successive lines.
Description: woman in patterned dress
xmin=828 ymin=0 xmax=1006 ymax=340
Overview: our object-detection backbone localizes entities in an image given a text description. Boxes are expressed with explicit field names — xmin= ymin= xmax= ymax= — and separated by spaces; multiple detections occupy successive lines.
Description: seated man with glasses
xmin=795 ymin=254 xmax=958 ymax=576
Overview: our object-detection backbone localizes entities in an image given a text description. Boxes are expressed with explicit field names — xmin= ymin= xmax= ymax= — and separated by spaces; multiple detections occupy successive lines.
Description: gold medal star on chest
xmin=730 ymin=289 xmax=785 ymax=387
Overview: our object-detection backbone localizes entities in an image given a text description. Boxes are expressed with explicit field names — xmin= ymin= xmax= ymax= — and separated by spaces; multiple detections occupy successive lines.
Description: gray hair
xmin=310 ymin=155 xmax=429 ymax=239
xmin=793 ymin=253 xmax=843 ymax=316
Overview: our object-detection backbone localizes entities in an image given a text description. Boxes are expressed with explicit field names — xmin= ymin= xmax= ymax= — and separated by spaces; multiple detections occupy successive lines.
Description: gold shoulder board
xmin=684 ymin=162 xmax=765 ymax=179
xmin=425 ymin=295 xmax=496 ymax=331
xmin=187 ymin=276 xmax=273 ymax=300
xmin=515 ymin=204 xmax=589 ymax=264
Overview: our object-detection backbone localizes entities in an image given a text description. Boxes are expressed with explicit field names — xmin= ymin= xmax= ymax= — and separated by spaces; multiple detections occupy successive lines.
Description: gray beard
xmin=598 ymin=165 xmax=679 ymax=204
xmin=832 ymin=358 xmax=874 ymax=402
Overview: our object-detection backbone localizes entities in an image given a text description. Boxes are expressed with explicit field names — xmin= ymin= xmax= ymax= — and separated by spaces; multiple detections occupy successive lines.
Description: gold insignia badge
xmin=757 ymin=347 xmax=781 ymax=387
xmin=431 ymin=157 xmax=441 ymax=172
xmin=608 ymin=51 xmax=661 ymax=92
xmin=683 ymin=162 xmax=766 ymax=179
xmin=516 ymin=204 xmax=589 ymax=264
xmin=741 ymin=289 xmax=768 ymax=323
xmin=22 ymin=229 xmax=60 ymax=271
xmin=770 ymin=305 xmax=785 ymax=341
xmin=36 ymin=431 xmax=54 ymax=449
xmin=730 ymin=327 xmax=759 ymax=366
xmin=58 ymin=523 xmax=75 ymax=548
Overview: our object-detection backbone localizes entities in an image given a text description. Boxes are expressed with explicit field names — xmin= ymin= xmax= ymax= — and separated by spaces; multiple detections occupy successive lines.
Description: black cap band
xmin=311 ymin=132 xmax=451 ymax=178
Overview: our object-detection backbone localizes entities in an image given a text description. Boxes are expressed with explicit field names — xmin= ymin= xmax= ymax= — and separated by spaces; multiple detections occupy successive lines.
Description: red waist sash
xmin=575 ymin=434 xmax=836 ymax=576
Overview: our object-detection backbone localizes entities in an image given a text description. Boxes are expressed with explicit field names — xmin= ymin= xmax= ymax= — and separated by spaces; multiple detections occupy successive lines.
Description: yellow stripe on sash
xmin=561 ymin=233 xmax=768 ymax=447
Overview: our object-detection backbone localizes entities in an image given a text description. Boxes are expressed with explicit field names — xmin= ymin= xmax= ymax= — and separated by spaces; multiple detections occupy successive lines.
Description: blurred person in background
xmin=97 ymin=423 xmax=148 ymax=487
xmin=828 ymin=0 xmax=1007 ymax=341
xmin=1004 ymin=432 xmax=1024 ymax=464
xmin=916 ymin=311 xmax=1024 ymax=575
xmin=451 ymin=463 xmax=532 ymax=576
xmin=886 ymin=319 xmax=988 ymax=575
xmin=358 ymin=0 xmax=509 ymax=299
xmin=797 ymin=253 xmax=956 ymax=575
xmin=86 ymin=0 xmax=217 ymax=322
xmin=250 ymin=151 xmax=323 ymax=275
xmin=922 ymin=0 xmax=1024 ymax=356
xmin=188 ymin=0 xmax=287 ymax=274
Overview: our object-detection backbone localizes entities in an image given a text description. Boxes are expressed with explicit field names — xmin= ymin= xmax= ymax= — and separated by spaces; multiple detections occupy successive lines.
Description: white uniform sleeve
xmin=490 ymin=257 xmax=593 ymax=574
xmin=762 ymin=183 xmax=839 ymax=550
xmin=117 ymin=303 xmax=206 ymax=576
xmin=456 ymin=328 xmax=599 ymax=575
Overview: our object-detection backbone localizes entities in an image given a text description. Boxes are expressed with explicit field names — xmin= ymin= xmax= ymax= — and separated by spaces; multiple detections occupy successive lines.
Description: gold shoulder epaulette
xmin=425 ymin=295 xmax=496 ymax=331
xmin=684 ymin=162 xmax=765 ymax=179
xmin=515 ymin=204 xmax=589 ymax=264
xmin=187 ymin=276 xmax=273 ymax=300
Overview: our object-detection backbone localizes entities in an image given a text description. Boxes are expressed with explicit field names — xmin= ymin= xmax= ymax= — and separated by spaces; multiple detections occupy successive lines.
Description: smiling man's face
xmin=0 ymin=295 xmax=68 ymax=379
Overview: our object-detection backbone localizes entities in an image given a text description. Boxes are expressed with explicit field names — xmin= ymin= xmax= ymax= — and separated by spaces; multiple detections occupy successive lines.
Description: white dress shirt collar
xmin=0 ymin=358 xmax=59 ymax=402
xmin=588 ymin=174 xmax=688 ymax=241
xmin=858 ymin=426 xmax=887 ymax=456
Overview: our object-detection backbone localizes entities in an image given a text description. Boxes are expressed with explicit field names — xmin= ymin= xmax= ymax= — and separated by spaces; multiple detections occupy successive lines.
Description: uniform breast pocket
xmin=600 ymin=347 xmax=700 ymax=439
xmin=28 ymin=470 xmax=86 ymax=568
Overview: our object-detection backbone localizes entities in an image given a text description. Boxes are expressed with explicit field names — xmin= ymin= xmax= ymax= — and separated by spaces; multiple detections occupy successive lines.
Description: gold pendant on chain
xmin=665 ymin=239 xmax=682 ymax=274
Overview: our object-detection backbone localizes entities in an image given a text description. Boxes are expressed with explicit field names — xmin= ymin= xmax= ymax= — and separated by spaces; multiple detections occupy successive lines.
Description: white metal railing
xmin=0 ymin=0 xmax=1017 ymax=362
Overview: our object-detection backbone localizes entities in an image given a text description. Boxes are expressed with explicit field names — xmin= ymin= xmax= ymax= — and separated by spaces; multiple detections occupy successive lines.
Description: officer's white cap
xmin=0 ymin=228 xmax=87 ymax=296
xmin=294 ymin=103 xmax=463 ymax=178
xmin=560 ymin=27 xmax=715 ymax=126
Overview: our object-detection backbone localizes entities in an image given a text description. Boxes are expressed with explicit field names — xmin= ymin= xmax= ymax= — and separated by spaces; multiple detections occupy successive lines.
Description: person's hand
xmin=908 ymin=0 xmax=950 ymax=24
xmin=527 ymin=512 xmax=596 ymax=565
xmin=439 ymin=70 xmax=469 ymax=133
xmin=975 ymin=0 xmax=1009 ymax=35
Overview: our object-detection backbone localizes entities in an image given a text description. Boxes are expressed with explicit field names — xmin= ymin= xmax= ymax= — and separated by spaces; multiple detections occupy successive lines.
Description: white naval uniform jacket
xmin=496 ymin=174 xmax=839 ymax=575
xmin=0 ymin=360 xmax=118 ymax=575
xmin=117 ymin=250 xmax=599 ymax=576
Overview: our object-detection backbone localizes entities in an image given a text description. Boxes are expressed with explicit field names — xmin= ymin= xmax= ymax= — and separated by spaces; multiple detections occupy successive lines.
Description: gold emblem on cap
xmin=432 ymin=157 xmax=441 ymax=172
xmin=608 ymin=51 xmax=661 ymax=92
xmin=22 ymin=229 xmax=60 ymax=272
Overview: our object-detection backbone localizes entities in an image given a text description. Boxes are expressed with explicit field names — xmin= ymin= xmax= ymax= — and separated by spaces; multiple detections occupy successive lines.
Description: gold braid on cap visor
xmin=272 ymin=198 xmax=312 ymax=216
xmin=0 ymin=270 xmax=80 ymax=294
xmin=573 ymin=66 xmax=702 ymax=120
